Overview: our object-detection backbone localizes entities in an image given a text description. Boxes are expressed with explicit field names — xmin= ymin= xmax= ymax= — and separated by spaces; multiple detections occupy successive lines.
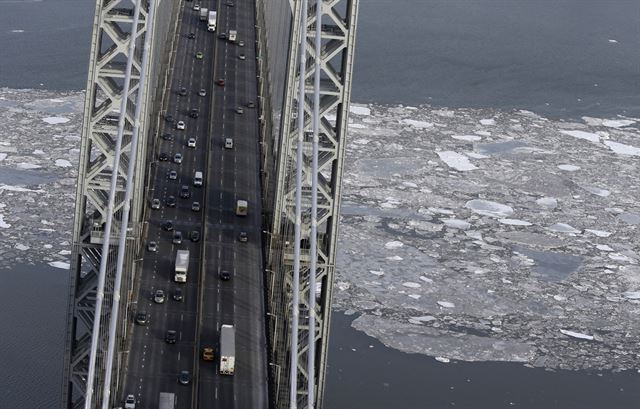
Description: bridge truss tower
xmin=263 ymin=0 xmax=359 ymax=407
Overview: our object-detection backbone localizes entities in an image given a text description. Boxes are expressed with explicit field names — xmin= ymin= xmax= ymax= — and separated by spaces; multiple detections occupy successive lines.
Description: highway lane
xmin=119 ymin=1 xmax=218 ymax=408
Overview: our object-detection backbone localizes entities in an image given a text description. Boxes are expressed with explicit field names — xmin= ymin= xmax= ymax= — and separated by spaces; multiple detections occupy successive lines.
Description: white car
xmin=151 ymin=198 xmax=161 ymax=209
xmin=193 ymin=3 xmax=200 ymax=10
xmin=176 ymin=120 xmax=186 ymax=130
xmin=199 ymin=88 xmax=207 ymax=97
xmin=154 ymin=289 xmax=166 ymax=304
xmin=187 ymin=138 xmax=196 ymax=148
xmin=124 ymin=394 xmax=136 ymax=409
xmin=147 ymin=241 xmax=158 ymax=252
xmin=174 ymin=153 xmax=183 ymax=164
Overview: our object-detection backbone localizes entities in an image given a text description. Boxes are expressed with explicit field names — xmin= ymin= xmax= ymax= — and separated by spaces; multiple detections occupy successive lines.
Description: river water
xmin=1 ymin=0 xmax=639 ymax=407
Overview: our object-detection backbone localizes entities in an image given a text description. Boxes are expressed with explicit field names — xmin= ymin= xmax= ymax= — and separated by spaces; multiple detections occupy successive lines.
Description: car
xmin=189 ymin=108 xmax=199 ymax=118
xmin=179 ymin=87 xmax=187 ymax=96
xmin=153 ymin=289 xmax=165 ymax=304
xmin=173 ymin=287 xmax=183 ymax=301
xmin=187 ymin=32 xmax=196 ymax=39
xmin=151 ymin=198 xmax=161 ymax=209
xmin=218 ymin=32 xmax=227 ymax=40
xmin=238 ymin=40 xmax=245 ymax=47
xmin=165 ymin=114 xmax=174 ymax=123
xmin=159 ymin=152 xmax=169 ymax=161
xmin=147 ymin=241 xmax=158 ymax=252
xmin=166 ymin=195 xmax=177 ymax=207
xmin=191 ymin=201 xmax=201 ymax=212
xmin=135 ymin=312 xmax=148 ymax=325
xmin=217 ymin=78 xmax=225 ymax=86
xmin=178 ymin=370 xmax=191 ymax=385
xmin=198 ymin=88 xmax=206 ymax=97
xmin=238 ymin=54 xmax=246 ymax=60
xmin=168 ymin=170 xmax=178 ymax=180
xmin=235 ymin=106 xmax=244 ymax=115
xmin=225 ymin=1 xmax=234 ymax=7
xmin=180 ymin=185 xmax=191 ymax=199
xmin=161 ymin=221 xmax=174 ymax=231
xmin=193 ymin=3 xmax=200 ymax=10
xmin=161 ymin=133 xmax=174 ymax=141
xmin=190 ymin=230 xmax=201 ymax=242
xmin=173 ymin=231 xmax=183 ymax=244
xmin=124 ymin=394 xmax=136 ymax=409
xmin=195 ymin=51 xmax=203 ymax=60
xmin=238 ymin=231 xmax=248 ymax=242
xmin=176 ymin=120 xmax=185 ymax=130
xmin=246 ymin=100 xmax=256 ymax=108
xmin=202 ymin=347 xmax=214 ymax=361
xmin=174 ymin=153 xmax=183 ymax=164
xmin=220 ymin=270 xmax=231 ymax=281
xmin=165 ymin=330 xmax=177 ymax=344
xmin=224 ymin=137 xmax=233 ymax=149
xmin=187 ymin=137 xmax=196 ymax=148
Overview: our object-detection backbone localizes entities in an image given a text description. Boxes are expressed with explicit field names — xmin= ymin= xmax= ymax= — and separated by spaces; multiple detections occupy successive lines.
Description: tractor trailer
xmin=219 ymin=324 xmax=236 ymax=375
xmin=207 ymin=11 xmax=217 ymax=32
xmin=199 ymin=8 xmax=208 ymax=21
xmin=174 ymin=250 xmax=189 ymax=283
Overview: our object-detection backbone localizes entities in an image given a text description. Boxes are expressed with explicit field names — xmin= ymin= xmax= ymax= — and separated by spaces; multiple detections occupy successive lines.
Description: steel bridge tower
xmin=61 ymin=0 xmax=178 ymax=407
xmin=258 ymin=0 xmax=359 ymax=407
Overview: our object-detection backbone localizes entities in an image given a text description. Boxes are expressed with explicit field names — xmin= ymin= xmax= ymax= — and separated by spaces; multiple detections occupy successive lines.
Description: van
xmin=224 ymin=138 xmax=233 ymax=149
xmin=194 ymin=171 xmax=203 ymax=187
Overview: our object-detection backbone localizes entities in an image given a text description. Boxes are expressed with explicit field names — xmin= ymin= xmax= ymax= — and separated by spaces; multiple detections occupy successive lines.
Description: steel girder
xmin=265 ymin=0 xmax=359 ymax=407
xmin=62 ymin=0 xmax=156 ymax=407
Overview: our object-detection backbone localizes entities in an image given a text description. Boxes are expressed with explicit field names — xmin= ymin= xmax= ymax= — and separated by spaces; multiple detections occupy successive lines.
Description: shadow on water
xmin=325 ymin=312 xmax=640 ymax=409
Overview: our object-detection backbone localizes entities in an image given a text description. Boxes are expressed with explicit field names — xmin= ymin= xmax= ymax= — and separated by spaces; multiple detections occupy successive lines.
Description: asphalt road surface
xmin=120 ymin=0 xmax=267 ymax=407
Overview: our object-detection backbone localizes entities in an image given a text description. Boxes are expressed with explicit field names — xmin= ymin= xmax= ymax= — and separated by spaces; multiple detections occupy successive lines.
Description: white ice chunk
xmin=560 ymin=329 xmax=594 ymax=341
xmin=49 ymin=261 xmax=70 ymax=270
xmin=608 ymin=253 xmax=634 ymax=263
xmin=419 ymin=276 xmax=433 ymax=283
xmin=402 ymin=119 xmax=434 ymax=129
xmin=622 ymin=291 xmax=640 ymax=300
xmin=403 ymin=282 xmax=421 ymax=289
xmin=596 ymin=245 xmax=614 ymax=252
xmin=42 ymin=116 xmax=70 ymax=124
xmin=411 ymin=315 xmax=437 ymax=322
xmin=602 ymin=119 xmax=635 ymax=128
xmin=480 ymin=118 xmax=496 ymax=126
xmin=369 ymin=270 xmax=384 ymax=276
xmin=442 ymin=219 xmax=471 ymax=230
xmin=603 ymin=140 xmax=640 ymax=156
xmin=465 ymin=199 xmax=514 ymax=218
xmin=58 ymin=249 xmax=72 ymax=255
xmin=548 ymin=223 xmax=581 ymax=234
xmin=435 ymin=357 xmax=451 ymax=363
xmin=437 ymin=151 xmax=477 ymax=171
xmin=384 ymin=241 xmax=404 ymax=249
xmin=498 ymin=219 xmax=532 ymax=226
xmin=560 ymin=130 xmax=600 ymax=143
xmin=585 ymin=229 xmax=612 ymax=237
xmin=553 ymin=295 xmax=567 ymax=301
xmin=386 ymin=255 xmax=403 ymax=261
xmin=55 ymin=159 xmax=73 ymax=168
xmin=558 ymin=164 xmax=580 ymax=171
xmin=349 ymin=105 xmax=370 ymax=116
xmin=433 ymin=109 xmax=455 ymax=117
xmin=349 ymin=123 xmax=366 ymax=129
xmin=0 ymin=153 xmax=7 ymax=162
xmin=475 ymin=130 xmax=492 ymax=136
xmin=0 ymin=214 xmax=10 ymax=228
xmin=16 ymin=162 xmax=42 ymax=170
xmin=15 ymin=244 xmax=29 ymax=251
xmin=428 ymin=207 xmax=454 ymax=215
xmin=608 ymin=39 xmax=618 ymax=43
xmin=451 ymin=134 xmax=482 ymax=142
xmin=407 ymin=294 xmax=421 ymax=300
xmin=536 ymin=197 xmax=558 ymax=209
xmin=583 ymin=186 xmax=610 ymax=197
xmin=437 ymin=301 xmax=455 ymax=308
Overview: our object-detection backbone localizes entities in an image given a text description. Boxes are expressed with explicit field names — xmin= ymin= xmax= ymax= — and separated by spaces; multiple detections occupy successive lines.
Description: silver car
xmin=151 ymin=198 xmax=161 ymax=209
xmin=147 ymin=241 xmax=158 ymax=252
xmin=174 ymin=153 xmax=183 ymax=164
xmin=153 ymin=289 xmax=165 ymax=304
xmin=176 ymin=120 xmax=186 ymax=130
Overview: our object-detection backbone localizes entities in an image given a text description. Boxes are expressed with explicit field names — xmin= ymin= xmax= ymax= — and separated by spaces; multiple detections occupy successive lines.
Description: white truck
xmin=219 ymin=324 xmax=236 ymax=375
xmin=174 ymin=250 xmax=189 ymax=283
xmin=159 ymin=392 xmax=175 ymax=409
xmin=207 ymin=11 xmax=217 ymax=32
xmin=199 ymin=8 xmax=208 ymax=21
xmin=228 ymin=30 xmax=237 ymax=43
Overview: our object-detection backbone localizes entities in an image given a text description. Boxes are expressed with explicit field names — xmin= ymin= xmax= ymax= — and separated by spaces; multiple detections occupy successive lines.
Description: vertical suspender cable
xmin=290 ymin=0 xmax=308 ymax=407
xmin=84 ymin=1 xmax=142 ymax=407
xmin=101 ymin=0 xmax=156 ymax=406
xmin=307 ymin=0 xmax=321 ymax=407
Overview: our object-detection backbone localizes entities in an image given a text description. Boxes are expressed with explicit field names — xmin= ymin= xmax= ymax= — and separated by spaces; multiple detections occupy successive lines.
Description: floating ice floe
xmin=603 ymin=140 xmax=640 ymax=156
xmin=15 ymin=244 xmax=29 ymax=251
xmin=349 ymin=105 xmax=370 ymax=116
xmin=384 ymin=240 xmax=404 ymax=249
xmin=547 ymin=223 xmax=581 ymax=234
xmin=465 ymin=151 xmax=489 ymax=159
xmin=402 ymin=282 xmax=421 ymax=289
xmin=411 ymin=315 xmax=437 ymax=322
xmin=441 ymin=218 xmax=471 ymax=230
xmin=557 ymin=164 xmax=580 ymax=171
xmin=55 ymin=159 xmax=73 ymax=168
xmin=437 ymin=301 xmax=455 ymax=308
xmin=498 ymin=219 xmax=532 ymax=226
xmin=585 ymin=229 xmax=611 ymax=237
xmin=480 ymin=118 xmax=496 ymax=126
xmin=596 ymin=245 xmax=614 ymax=252
xmin=582 ymin=186 xmax=610 ymax=197
xmin=560 ymin=329 xmax=594 ymax=341
xmin=435 ymin=357 xmax=451 ymax=363
xmin=48 ymin=261 xmax=70 ymax=270
xmin=369 ymin=270 xmax=384 ymax=276
xmin=16 ymin=162 xmax=42 ymax=170
xmin=465 ymin=199 xmax=514 ymax=218
xmin=42 ymin=116 xmax=70 ymax=124
xmin=536 ymin=197 xmax=558 ymax=209
xmin=608 ymin=39 xmax=618 ymax=43
xmin=436 ymin=151 xmax=477 ymax=171
xmin=0 ymin=153 xmax=7 ymax=161
xmin=451 ymin=134 xmax=482 ymax=142
xmin=349 ymin=123 xmax=366 ymax=129
xmin=386 ymin=255 xmax=403 ymax=261
xmin=560 ymin=130 xmax=600 ymax=143
xmin=0 ymin=214 xmax=10 ymax=228
xmin=622 ymin=291 xmax=640 ymax=300
xmin=582 ymin=116 xmax=635 ymax=128
xmin=402 ymin=119 xmax=434 ymax=128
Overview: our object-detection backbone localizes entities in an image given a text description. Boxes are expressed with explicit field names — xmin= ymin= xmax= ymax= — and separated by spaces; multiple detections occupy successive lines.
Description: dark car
xmin=219 ymin=270 xmax=231 ymax=281
xmin=178 ymin=370 xmax=191 ymax=385
xmin=161 ymin=133 xmax=174 ymax=141
xmin=191 ymin=201 xmax=201 ymax=212
xmin=218 ymin=32 xmax=227 ymax=40
xmin=190 ymin=230 xmax=201 ymax=242
xmin=165 ymin=114 xmax=174 ymax=123
xmin=179 ymin=87 xmax=187 ymax=96
xmin=161 ymin=221 xmax=174 ymax=231
xmin=172 ymin=230 xmax=183 ymax=245
xmin=180 ymin=185 xmax=191 ymax=199
xmin=238 ymin=231 xmax=248 ymax=242
xmin=189 ymin=108 xmax=199 ymax=118
xmin=173 ymin=287 xmax=183 ymax=301
xmin=217 ymin=78 xmax=225 ymax=86
xmin=187 ymin=32 xmax=196 ymax=39
xmin=165 ymin=330 xmax=177 ymax=344
xmin=135 ymin=311 xmax=148 ymax=325
xmin=246 ymin=101 xmax=256 ymax=108
xmin=165 ymin=195 xmax=176 ymax=207
xmin=159 ymin=152 xmax=169 ymax=161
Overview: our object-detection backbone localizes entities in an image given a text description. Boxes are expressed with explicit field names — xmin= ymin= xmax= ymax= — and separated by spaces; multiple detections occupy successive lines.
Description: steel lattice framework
xmin=61 ymin=0 xmax=173 ymax=406
xmin=262 ymin=0 xmax=359 ymax=407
